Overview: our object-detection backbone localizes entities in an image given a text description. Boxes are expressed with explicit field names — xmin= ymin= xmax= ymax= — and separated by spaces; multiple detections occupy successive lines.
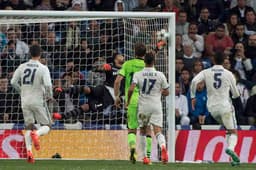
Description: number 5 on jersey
xmin=213 ymin=73 xmax=222 ymax=89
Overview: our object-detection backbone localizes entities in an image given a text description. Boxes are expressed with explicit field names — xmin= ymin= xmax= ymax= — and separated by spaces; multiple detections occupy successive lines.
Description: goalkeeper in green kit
xmin=114 ymin=43 xmax=152 ymax=164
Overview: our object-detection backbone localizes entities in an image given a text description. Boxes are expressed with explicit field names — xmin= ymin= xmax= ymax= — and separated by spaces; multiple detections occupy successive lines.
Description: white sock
xmin=156 ymin=132 xmax=166 ymax=149
xmin=139 ymin=135 xmax=146 ymax=157
xmin=24 ymin=130 xmax=32 ymax=151
xmin=37 ymin=126 xmax=50 ymax=136
xmin=226 ymin=133 xmax=238 ymax=151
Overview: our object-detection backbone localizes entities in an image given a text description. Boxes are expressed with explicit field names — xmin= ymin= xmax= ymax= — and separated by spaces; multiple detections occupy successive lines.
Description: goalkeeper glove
xmin=53 ymin=112 xmax=62 ymax=120
xmin=103 ymin=63 xmax=112 ymax=71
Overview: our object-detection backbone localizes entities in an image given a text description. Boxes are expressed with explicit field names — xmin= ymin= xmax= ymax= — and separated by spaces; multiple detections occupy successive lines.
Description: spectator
xmin=230 ymin=0 xmax=254 ymax=24
xmin=132 ymin=0 xmax=152 ymax=11
xmin=63 ymin=21 xmax=81 ymax=51
xmin=192 ymin=59 xmax=204 ymax=77
xmin=69 ymin=0 xmax=83 ymax=11
xmin=100 ymin=30 xmax=114 ymax=62
xmin=175 ymin=34 xmax=184 ymax=59
xmin=176 ymin=10 xmax=189 ymax=35
xmin=244 ymin=9 xmax=256 ymax=35
xmin=52 ymin=0 xmax=70 ymax=10
xmin=0 ymin=75 xmax=21 ymax=123
xmin=1 ymin=40 xmax=20 ymax=76
xmin=5 ymin=0 xmax=27 ymax=10
xmin=205 ymin=24 xmax=234 ymax=57
xmin=180 ymin=0 xmax=197 ymax=22
xmin=223 ymin=57 xmax=232 ymax=70
xmin=68 ymin=39 xmax=93 ymax=71
xmin=182 ymin=43 xmax=197 ymax=69
xmin=0 ymin=25 xmax=7 ymax=54
xmin=232 ymin=70 xmax=250 ymax=110
xmin=162 ymin=0 xmax=180 ymax=20
xmin=182 ymin=22 xmax=204 ymax=58
xmin=35 ymin=0 xmax=53 ymax=10
xmin=187 ymin=81 xmax=211 ymax=129
xmin=175 ymin=82 xmax=190 ymax=126
xmin=114 ymin=0 xmax=125 ymax=11
xmin=179 ymin=67 xmax=191 ymax=95
xmin=41 ymin=31 xmax=64 ymax=75
xmin=6 ymin=28 xmax=29 ymax=60
xmin=230 ymin=42 xmax=253 ymax=80
xmin=175 ymin=57 xmax=184 ymax=82
xmin=196 ymin=0 xmax=224 ymax=21
xmin=224 ymin=13 xmax=239 ymax=36
xmin=231 ymin=23 xmax=249 ymax=46
xmin=0 ymin=76 xmax=10 ymax=123
xmin=119 ymin=0 xmax=139 ymax=11
xmin=197 ymin=7 xmax=217 ymax=36
xmin=85 ymin=20 xmax=100 ymax=52
xmin=244 ymin=86 xmax=256 ymax=125
xmin=245 ymin=34 xmax=256 ymax=68
xmin=132 ymin=20 xmax=152 ymax=47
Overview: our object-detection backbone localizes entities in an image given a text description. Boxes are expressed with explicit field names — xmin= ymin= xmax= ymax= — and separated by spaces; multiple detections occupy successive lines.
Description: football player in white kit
xmin=11 ymin=44 xmax=52 ymax=163
xmin=190 ymin=52 xmax=240 ymax=166
xmin=127 ymin=52 xmax=169 ymax=164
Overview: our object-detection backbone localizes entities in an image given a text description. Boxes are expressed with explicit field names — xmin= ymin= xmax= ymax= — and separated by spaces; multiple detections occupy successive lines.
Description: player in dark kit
xmin=53 ymin=53 xmax=125 ymax=120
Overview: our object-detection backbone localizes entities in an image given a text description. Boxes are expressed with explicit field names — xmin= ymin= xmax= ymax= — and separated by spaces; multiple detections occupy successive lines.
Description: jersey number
xmin=213 ymin=73 xmax=222 ymax=89
xmin=142 ymin=79 xmax=156 ymax=94
xmin=23 ymin=68 xmax=37 ymax=85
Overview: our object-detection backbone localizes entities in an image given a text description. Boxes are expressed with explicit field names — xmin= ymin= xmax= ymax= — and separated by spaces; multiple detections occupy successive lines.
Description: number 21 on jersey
xmin=23 ymin=68 xmax=37 ymax=85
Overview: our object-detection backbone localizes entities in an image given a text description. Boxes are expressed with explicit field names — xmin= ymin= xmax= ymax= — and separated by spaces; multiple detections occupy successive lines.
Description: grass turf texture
xmin=0 ymin=160 xmax=255 ymax=170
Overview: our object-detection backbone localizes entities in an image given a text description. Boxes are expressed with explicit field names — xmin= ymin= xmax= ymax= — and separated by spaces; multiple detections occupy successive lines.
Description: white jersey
xmin=191 ymin=65 xmax=240 ymax=114
xmin=11 ymin=59 xmax=52 ymax=107
xmin=132 ymin=67 xmax=169 ymax=106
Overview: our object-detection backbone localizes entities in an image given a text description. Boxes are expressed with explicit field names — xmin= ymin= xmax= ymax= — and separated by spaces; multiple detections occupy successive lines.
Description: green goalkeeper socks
xmin=128 ymin=133 xmax=136 ymax=149
xmin=146 ymin=136 xmax=152 ymax=158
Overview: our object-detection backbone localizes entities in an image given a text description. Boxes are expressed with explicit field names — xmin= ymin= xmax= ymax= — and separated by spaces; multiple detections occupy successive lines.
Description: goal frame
xmin=0 ymin=10 xmax=176 ymax=162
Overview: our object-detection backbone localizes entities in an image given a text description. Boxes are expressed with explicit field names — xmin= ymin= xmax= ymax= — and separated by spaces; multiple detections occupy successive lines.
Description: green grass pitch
xmin=0 ymin=160 xmax=255 ymax=170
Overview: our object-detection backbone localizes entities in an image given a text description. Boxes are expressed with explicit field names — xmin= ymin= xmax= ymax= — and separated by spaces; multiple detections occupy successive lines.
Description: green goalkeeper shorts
xmin=127 ymin=104 xmax=139 ymax=129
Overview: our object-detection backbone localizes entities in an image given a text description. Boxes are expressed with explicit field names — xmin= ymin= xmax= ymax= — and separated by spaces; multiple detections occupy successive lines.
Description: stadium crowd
xmin=0 ymin=0 xmax=256 ymax=129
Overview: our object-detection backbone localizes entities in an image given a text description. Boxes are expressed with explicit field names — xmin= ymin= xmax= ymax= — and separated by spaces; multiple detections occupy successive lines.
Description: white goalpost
xmin=0 ymin=10 xmax=175 ymax=162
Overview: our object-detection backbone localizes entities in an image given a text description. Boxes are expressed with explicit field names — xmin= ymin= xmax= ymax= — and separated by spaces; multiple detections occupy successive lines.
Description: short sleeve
xmin=132 ymin=72 xmax=139 ymax=84
xmin=161 ymin=73 xmax=169 ymax=89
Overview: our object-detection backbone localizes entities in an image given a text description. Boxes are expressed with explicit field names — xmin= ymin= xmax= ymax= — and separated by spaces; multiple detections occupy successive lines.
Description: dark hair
xmin=179 ymin=10 xmax=187 ymax=15
xmin=215 ymin=24 xmax=225 ymax=30
xmin=7 ymin=28 xmax=15 ymax=32
xmin=200 ymin=7 xmax=209 ymax=12
xmin=135 ymin=43 xmax=146 ymax=58
xmin=235 ymin=23 xmax=245 ymax=29
xmin=30 ymin=44 xmax=41 ymax=57
xmin=144 ymin=52 xmax=155 ymax=65
xmin=7 ymin=40 xmax=15 ymax=46
xmin=214 ymin=52 xmax=225 ymax=65
xmin=189 ymin=21 xmax=198 ymax=28
xmin=245 ymin=9 xmax=256 ymax=16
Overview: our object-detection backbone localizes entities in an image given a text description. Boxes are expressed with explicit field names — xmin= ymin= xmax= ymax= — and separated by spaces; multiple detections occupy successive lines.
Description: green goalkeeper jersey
xmin=119 ymin=58 xmax=145 ymax=105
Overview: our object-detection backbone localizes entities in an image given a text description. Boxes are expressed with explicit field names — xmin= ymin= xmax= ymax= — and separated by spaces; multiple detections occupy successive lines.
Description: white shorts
xmin=137 ymin=104 xmax=163 ymax=128
xmin=210 ymin=105 xmax=237 ymax=130
xmin=22 ymin=104 xmax=52 ymax=126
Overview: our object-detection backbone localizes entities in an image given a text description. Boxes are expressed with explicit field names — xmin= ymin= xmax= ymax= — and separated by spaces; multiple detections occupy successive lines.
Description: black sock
xmin=64 ymin=107 xmax=84 ymax=119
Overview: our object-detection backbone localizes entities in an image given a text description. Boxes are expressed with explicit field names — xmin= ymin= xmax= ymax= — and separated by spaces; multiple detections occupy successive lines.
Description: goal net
xmin=0 ymin=11 xmax=175 ymax=162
